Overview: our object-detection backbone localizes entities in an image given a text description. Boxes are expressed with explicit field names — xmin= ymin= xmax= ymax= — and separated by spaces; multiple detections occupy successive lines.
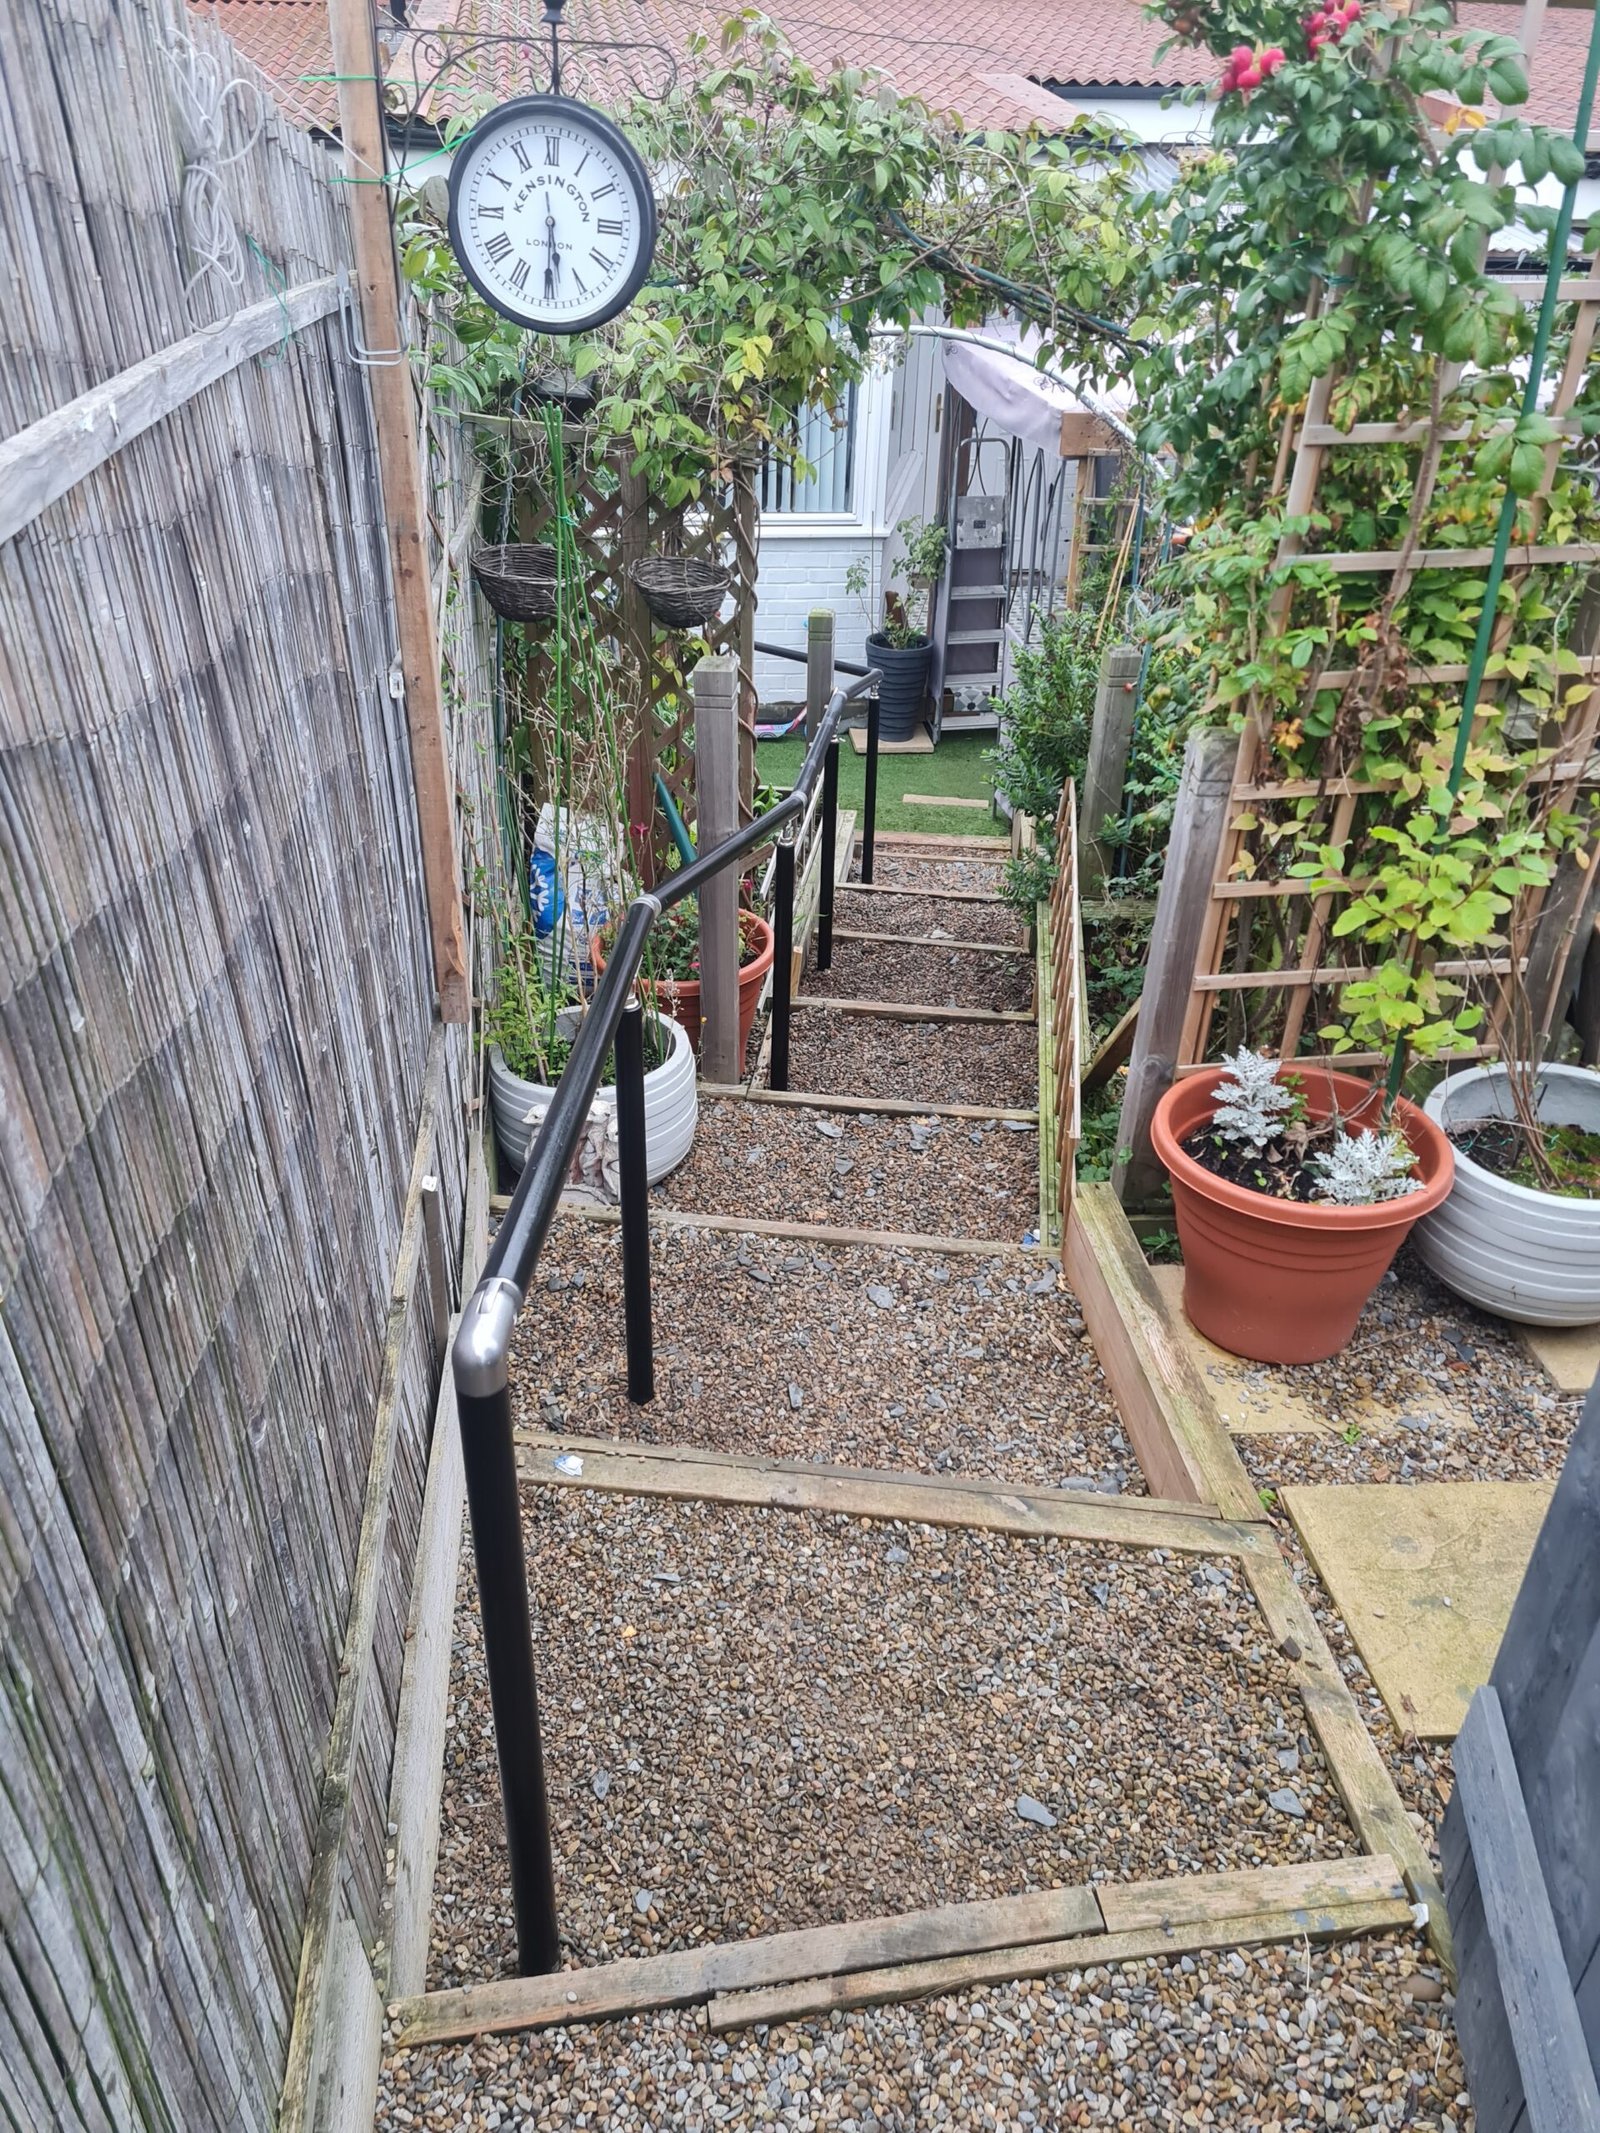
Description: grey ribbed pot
xmin=1415 ymin=1063 xmax=1600 ymax=1327
xmin=867 ymin=633 xmax=932 ymax=741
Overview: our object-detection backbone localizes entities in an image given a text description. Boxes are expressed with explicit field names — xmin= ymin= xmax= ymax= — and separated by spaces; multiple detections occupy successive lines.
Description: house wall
xmin=754 ymin=524 xmax=882 ymax=701
xmin=754 ymin=334 xmax=944 ymax=705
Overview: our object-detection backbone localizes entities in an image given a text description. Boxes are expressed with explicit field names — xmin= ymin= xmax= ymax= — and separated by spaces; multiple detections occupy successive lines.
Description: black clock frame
xmin=445 ymin=94 xmax=659 ymax=336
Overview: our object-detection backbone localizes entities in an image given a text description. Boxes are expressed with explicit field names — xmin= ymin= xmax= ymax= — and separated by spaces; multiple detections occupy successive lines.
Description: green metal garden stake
xmin=1384 ymin=7 xmax=1600 ymax=1107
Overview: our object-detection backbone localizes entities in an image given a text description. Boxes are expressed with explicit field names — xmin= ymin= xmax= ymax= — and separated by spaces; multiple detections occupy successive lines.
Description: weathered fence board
xmin=1444 ymin=1380 xmax=1600 ymax=2132
xmin=0 ymin=2 xmax=485 ymax=2125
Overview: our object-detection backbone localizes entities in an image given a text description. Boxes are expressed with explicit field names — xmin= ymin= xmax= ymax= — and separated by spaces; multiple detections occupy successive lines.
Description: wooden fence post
xmin=618 ymin=463 xmax=658 ymax=887
xmin=734 ymin=463 xmax=760 ymax=820
xmin=1112 ymin=728 xmax=1236 ymax=1208
xmin=1080 ymin=644 xmax=1144 ymax=894
xmin=806 ymin=610 xmax=835 ymax=741
xmin=694 ymin=655 xmax=742 ymax=1083
xmin=327 ymin=0 xmax=469 ymax=1022
xmin=1064 ymin=457 xmax=1092 ymax=608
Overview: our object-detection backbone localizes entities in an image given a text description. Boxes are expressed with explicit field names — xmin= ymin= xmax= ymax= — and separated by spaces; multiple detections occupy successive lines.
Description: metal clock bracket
xmin=336 ymin=264 xmax=408 ymax=368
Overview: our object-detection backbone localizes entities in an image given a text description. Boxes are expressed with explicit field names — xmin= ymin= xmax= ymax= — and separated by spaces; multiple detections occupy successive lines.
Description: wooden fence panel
xmin=0 ymin=2 xmax=483 ymax=2125
xmin=1036 ymin=783 xmax=1084 ymax=1246
xmin=1444 ymin=1379 xmax=1600 ymax=2132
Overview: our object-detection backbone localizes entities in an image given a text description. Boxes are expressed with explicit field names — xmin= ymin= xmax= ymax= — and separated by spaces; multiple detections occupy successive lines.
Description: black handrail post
xmin=449 ymin=677 xmax=877 ymax=1974
xmin=614 ymin=998 xmax=655 ymax=1404
xmin=817 ymin=734 xmax=840 ymax=972
xmin=861 ymin=691 xmax=881 ymax=886
xmin=456 ymin=1379 xmax=560 ymax=1973
xmin=769 ymin=837 xmax=795 ymax=1090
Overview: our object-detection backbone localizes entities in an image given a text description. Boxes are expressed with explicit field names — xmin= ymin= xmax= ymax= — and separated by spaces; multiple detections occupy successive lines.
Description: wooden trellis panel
xmin=1179 ymin=275 xmax=1600 ymax=1075
xmin=1037 ymin=784 xmax=1086 ymax=1246
xmin=509 ymin=439 xmax=758 ymax=879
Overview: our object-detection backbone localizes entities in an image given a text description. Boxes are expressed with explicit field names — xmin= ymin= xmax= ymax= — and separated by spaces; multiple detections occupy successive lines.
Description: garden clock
xmin=446 ymin=95 xmax=657 ymax=334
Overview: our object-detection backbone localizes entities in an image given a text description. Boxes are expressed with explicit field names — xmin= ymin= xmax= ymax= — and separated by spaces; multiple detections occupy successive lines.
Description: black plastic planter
xmin=867 ymin=633 xmax=932 ymax=742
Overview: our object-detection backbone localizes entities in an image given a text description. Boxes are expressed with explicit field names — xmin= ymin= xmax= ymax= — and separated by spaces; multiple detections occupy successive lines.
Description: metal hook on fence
xmin=335 ymin=265 xmax=408 ymax=367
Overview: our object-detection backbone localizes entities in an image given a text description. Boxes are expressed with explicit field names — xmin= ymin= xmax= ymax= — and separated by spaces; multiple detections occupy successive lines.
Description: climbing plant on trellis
xmin=1125 ymin=0 xmax=1600 ymax=1089
xmin=508 ymin=429 xmax=758 ymax=880
xmin=1178 ymin=290 xmax=1600 ymax=1078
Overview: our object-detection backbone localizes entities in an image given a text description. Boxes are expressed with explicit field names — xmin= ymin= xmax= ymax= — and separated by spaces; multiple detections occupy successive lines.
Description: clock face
xmin=446 ymin=95 xmax=658 ymax=334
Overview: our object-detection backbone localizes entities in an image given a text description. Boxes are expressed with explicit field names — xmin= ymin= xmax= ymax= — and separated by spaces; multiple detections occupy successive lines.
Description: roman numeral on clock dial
xmin=597 ymin=218 xmax=624 ymax=237
xmin=484 ymin=232 xmax=512 ymax=265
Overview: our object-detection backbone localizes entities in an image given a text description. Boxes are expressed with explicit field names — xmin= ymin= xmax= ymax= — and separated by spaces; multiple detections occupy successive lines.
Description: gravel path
xmin=1262 ymin=1528 xmax=1457 ymax=1871
xmin=511 ymin=1217 xmax=1131 ymax=1491
xmin=806 ymin=938 xmax=1034 ymax=1014
xmin=430 ymin=1500 xmax=1360 ymax=1987
xmin=1175 ymin=1248 xmax=1581 ymax=1869
xmin=659 ymin=1099 xmax=1040 ymax=1241
xmin=386 ymin=1936 xmax=1460 ymax=2131
xmin=1224 ymin=1251 xmax=1581 ymax=1491
xmin=837 ymin=888 xmax=1024 ymax=946
xmin=782 ymin=1010 xmax=1038 ymax=1109
xmin=859 ymin=851 xmax=1010 ymax=894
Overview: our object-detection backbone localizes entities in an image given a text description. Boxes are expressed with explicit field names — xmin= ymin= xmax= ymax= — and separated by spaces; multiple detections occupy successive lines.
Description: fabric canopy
xmin=938 ymin=320 xmax=1136 ymax=455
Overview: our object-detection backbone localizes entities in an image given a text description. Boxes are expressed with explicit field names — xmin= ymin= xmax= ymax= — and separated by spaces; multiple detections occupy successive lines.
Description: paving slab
xmin=1150 ymin=1268 xmax=1334 ymax=1434
xmin=1151 ymin=1266 xmax=1470 ymax=1440
xmin=1519 ymin=1320 xmax=1600 ymax=1396
xmin=1282 ymin=1480 xmax=1554 ymax=1739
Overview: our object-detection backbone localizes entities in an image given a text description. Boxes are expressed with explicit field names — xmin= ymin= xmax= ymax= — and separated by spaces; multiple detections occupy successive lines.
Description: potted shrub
xmin=593 ymin=901 xmax=775 ymax=1061
xmin=854 ymin=517 xmax=948 ymax=742
xmin=484 ymin=950 xmax=697 ymax=1181
xmin=1151 ymin=1050 xmax=1453 ymax=1364
xmin=1415 ymin=1061 xmax=1600 ymax=1326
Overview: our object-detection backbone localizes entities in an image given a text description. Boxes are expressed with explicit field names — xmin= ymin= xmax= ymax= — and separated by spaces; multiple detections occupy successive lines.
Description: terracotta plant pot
xmin=593 ymin=913 xmax=775 ymax=1061
xmin=1150 ymin=1066 xmax=1454 ymax=1365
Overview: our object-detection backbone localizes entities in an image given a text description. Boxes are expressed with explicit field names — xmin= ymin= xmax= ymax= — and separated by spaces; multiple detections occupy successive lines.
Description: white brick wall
xmin=752 ymin=529 xmax=884 ymax=706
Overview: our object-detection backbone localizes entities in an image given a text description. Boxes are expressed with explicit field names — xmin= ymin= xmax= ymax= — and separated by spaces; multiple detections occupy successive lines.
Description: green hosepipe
xmin=654 ymin=771 xmax=696 ymax=866
xmin=1384 ymin=12 xmax=1600 ymax=1103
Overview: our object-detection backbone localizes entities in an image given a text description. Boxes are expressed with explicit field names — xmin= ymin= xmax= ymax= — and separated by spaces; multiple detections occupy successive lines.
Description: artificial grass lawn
xmin=757 ymin=730 xmax=1002 ymax=842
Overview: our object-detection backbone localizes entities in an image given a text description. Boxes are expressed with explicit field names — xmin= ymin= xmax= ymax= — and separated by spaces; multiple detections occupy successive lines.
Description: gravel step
xmin=858 ymin=851 xmax=1008 ymax=894
xmin=837 ymin=886 xmax=1024 ymax=945
xmin=782 ymin=1009 xmax=1037 ymax=1109
xmin=429 ymin=1497 xmax=1361 ymax=1988
xmin=511 ymin=1215 xmax=1125 ymax=1492
xmin=379 ymin=1935 xmax=1465 ymax=2128
xmin=658 ymin=1097 xmax=1040 ymax=1242
xmin=805 ymin=937 xmax=1035 ymax=1013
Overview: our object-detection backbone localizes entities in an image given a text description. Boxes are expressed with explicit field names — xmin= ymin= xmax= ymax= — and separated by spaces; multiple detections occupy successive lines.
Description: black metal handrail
xmin=754 ymin=635 xmax=872 ymax=680
xmin=452 ymin=666 xmax=878 ymax=1973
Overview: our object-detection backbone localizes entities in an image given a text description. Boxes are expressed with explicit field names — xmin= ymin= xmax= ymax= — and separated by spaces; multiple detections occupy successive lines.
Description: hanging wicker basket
xmin=628 ymin=555 xmax=731 ymax=629
xmin=472 ymin=543 xmax=560 ymax=623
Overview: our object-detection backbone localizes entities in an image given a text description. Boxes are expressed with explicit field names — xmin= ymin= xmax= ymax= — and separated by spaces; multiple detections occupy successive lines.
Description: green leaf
xmin=1549 ymin=136 xmax=1587 ymax=186
xmin=1508 ymin=441 xmax=1546 ymax=497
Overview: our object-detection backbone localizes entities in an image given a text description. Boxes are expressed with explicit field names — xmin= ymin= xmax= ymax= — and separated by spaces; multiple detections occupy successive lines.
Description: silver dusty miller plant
xmin=1209 ymin=1051 xmax=1421 ymax=1206
xmin=1210 ymin=1047 xmax=1297 ymax=1152
xmin=1311 ymin=1128 xmax=1422 ymax=1206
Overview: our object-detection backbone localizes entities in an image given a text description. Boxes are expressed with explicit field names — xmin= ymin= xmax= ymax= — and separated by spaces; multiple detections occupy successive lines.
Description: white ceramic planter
xmin=487 ymin=1009 xmax=697 ymax=1183
xmin=1415 ymin=1063 xmax=1600 ymax=1326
